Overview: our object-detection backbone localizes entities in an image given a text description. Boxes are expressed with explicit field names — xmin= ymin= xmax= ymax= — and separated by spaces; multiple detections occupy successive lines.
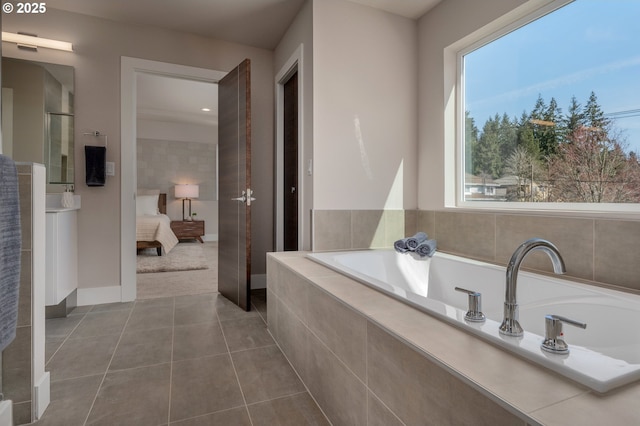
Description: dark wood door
xmin=283 ymin=72 xmax=298 ymax=251
xmin=218 ymin=59 xmax=252 ymax=311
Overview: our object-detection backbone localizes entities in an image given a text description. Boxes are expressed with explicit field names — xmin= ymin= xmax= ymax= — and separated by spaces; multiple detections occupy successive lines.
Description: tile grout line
xmin=45 ymin=310 xmax=90 ymax=368
xmin=216 ymin=305 xmax=254 ymax=426
xmin=81 ymin=305 xmax=136 ymax=426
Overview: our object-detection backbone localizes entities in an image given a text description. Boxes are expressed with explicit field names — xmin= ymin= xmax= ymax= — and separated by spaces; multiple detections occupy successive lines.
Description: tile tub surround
xmin=267 ymin=252 xmax=640 ymax=426
xmin=312 ymin=209 xmax=640 ymax=294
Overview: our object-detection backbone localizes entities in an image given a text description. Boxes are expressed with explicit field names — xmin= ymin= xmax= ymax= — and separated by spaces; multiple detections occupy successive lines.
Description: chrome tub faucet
xmin=499 ymin=238 xmax=566 ymax=337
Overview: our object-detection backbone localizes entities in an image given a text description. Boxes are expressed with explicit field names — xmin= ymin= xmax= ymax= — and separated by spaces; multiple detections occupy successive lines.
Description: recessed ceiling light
xmin=201 ymin=107 xmax=211 ymax=112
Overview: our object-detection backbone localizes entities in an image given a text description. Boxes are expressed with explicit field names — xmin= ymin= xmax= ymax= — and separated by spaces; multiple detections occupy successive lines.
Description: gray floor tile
xmin=125 ymin=304 xmax=174 ymax=332
xmin=172 ymin=322 xmax=228 ymax=361
xmin=217 ymin=297 xmax=261 ymax=322
xmin=45 ymin=315 xmax=84 ymax=340
xmin=220 ymin=316 xmax=274 ymax=352
xmin=232 ymin=345 xmax=306 ymax=404
xmin=248 ymin=392 xmax=330 ymax=426
xmin=35 ymin=375 xmax=103 ymax=426
xmin=89 ymin=301 xmax=135 ymax=313
xmin=174 ymin=298 xmax=219 ymax=326
xmin=170 ymin=354 xmax=244 ymax=422
xmin=47 ymin=334 xmax=120 ymax=382
xmin=46 ymin=336 xmax=66 ymax=364
xmin=86 ymin=363 xmax=171 ymax=426
xmin=109 ymin=327 xmax=173 ymax=371
xmin=169 ymin=407 xmax=251 ymax=425
xmin=69 ymin=310 xmax=130 ymax=339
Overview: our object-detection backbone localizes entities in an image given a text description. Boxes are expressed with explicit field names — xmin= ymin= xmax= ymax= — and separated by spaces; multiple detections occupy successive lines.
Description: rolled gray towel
xmin=394 ymin=238 xmax=409 ymax=253
xmin=406 ymin=232 xmax=428 ymax=250
xmin=415 ymin=239 xmax=437 ymax=257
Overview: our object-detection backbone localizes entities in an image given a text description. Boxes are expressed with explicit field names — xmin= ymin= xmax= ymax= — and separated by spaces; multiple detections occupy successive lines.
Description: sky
xmin=465 ymin=0 xmax=640 ymax=153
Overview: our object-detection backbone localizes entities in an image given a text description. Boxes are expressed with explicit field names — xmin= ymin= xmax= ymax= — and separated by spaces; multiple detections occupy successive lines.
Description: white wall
xmin=312 ymin=0 xmax=418 ymax=210
xmin=3 ymin=8 xmax=274 ymax=293
xmin=417 ymin=0 xmax=538 ymax=210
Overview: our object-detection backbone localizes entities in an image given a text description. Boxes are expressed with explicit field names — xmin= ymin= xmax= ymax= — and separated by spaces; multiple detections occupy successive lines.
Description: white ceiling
xmin=48 ymin=0 xmax=442 ymax=131
xmin=136 ymin=73 xmax=218 ymax=127
xmin=45 ymin=0 xmax=443 ymax=50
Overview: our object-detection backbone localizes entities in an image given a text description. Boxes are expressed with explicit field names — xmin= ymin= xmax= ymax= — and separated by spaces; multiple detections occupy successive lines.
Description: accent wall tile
xmin=416 ymin=209 xmax=435 ymax=238
xmin=306 ymin=332 xmax=367 ymax=426
xmin=307 ymin=284 xmax=367 ymax=380
xmin=594 ymin=219 xmax=640 ymax=291
xmin=435 ymin=211 xmax=495 ymax=261
xmin=403 ymin=209 xmax=418 ymax=237
xmin=312 ymin=210 xmax=351 ymax=251
xmin=495 ymin=214 xmax=593 ymax=280
xmin=266 ymin=289 xmax=278 ymax=340
xmin=351 ymin=210 xmax=385 ymax=249
xmin=367 ymin=391 xmax=404 ymax=426
xmin=384 ymin=210 xmax=406 ymax=247
xmin=367 ymin=321 xmax=451 ymax=426
xmin=276 ymin=298 xmax=309 ymax=383
xmin=18 ymin=250 xmax=32 ymax=327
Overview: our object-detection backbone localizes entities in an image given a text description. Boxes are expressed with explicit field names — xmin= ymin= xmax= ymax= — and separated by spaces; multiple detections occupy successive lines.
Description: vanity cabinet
xmin=45 ymin=209 xmax=78 ymax=306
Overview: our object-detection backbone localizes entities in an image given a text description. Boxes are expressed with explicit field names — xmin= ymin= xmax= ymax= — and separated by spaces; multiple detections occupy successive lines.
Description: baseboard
xmin=251 ymin=274 xmax=266 ymax=290
xmin=34 ymin=372 xmax=50 ymax=420
xmin=77 ymin=285 xmax=122 ymax=306
xmin=203 ymin=233 xmax=218 ymax=242
xmin=0 ymin=400 xmax=12 ymax=426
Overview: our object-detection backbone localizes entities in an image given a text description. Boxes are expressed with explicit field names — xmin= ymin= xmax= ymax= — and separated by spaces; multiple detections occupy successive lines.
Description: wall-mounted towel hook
xmin=83 ymin=131 xmax=108 ymax=147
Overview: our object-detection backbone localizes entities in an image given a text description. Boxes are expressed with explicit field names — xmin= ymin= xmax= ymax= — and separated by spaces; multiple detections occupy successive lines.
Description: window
xmin=460 ymin=0 xmax=640 ymax=206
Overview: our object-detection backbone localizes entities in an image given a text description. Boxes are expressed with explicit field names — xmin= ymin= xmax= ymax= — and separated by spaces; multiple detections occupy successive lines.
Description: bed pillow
xmin=136 ymin=194 xmax=159 ymax=216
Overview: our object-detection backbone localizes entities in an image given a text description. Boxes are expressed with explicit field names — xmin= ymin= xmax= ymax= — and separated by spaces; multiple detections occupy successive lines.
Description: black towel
xmin=85 ymin=145 xmax=106 ymax=186
xmin=0 ymin=155 xmax=22 ymax=352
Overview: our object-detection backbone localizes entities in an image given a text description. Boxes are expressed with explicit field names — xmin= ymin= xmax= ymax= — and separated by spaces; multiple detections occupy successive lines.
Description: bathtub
xmin=307 ymin=249 xmax=640 ymax=393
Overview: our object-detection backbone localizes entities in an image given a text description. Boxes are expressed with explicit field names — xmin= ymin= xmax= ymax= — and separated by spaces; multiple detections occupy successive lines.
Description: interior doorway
xmin=121 ymin=57 xmax=226 ymax=301
xmin=283 ymin=71 xmax=298 ymax=251
xmin=275 ymin=45 xmax=305 ymax=252
xmin=134 ymin=72 xmax=219 ymax=299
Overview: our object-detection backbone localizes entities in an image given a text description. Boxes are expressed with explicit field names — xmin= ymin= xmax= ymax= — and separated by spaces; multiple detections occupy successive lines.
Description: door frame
xmin=275 ymin=44 xmax=305 ymax=251
xmin=120 ymin=57 xmax=226 ymax=301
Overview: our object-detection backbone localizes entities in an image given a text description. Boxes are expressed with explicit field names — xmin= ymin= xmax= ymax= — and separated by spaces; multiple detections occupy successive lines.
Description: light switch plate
xmin=106 ymin=162 xmax=115 ymax=176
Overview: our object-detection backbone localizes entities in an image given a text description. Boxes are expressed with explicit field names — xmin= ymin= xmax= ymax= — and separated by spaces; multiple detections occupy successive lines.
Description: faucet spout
xmin=499 ymin=238 xmax=566 ymax=337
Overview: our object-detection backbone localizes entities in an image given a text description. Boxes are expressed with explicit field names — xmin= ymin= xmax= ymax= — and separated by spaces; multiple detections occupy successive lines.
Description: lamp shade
xmin=175 ymin=184 xmax=199 ymax=199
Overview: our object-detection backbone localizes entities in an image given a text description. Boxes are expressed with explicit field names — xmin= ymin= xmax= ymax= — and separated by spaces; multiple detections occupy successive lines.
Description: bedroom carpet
xmin=136 ymin=242 xmax=218 ymax=299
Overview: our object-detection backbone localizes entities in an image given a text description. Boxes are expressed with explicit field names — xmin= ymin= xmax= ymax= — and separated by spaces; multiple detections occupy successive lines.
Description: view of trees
xmin=466 ymin=92 xmax=640 ymax=203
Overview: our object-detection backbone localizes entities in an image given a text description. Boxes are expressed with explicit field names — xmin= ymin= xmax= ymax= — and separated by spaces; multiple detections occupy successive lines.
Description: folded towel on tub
xmin=406 ymin=232 xmax=428 ymax=250
xmin=394 ymin=238 xmax=410 ymax=253
xmin=415 ymin=239 xmax=437 ymax=258
xmin=0 ymin=155 xmax=22 ymax=351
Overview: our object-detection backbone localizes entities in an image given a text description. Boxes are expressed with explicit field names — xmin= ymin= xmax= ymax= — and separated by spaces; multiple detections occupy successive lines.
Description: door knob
xmin=231 ymin=191 xmax=247 ymax=202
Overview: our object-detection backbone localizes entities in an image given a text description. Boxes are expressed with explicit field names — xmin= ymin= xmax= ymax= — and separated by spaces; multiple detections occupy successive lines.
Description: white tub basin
xmin=307 ymin=249 xmax=640 ymax=393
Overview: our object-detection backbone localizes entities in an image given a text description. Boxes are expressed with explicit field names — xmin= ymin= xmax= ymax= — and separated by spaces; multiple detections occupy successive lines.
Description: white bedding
xmin=136 ymin=213 xmax=178 ymax=254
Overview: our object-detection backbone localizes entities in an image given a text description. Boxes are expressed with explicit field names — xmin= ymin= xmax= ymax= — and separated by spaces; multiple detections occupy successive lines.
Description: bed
xmin=136 ymin=193 xmax=179 ymax=256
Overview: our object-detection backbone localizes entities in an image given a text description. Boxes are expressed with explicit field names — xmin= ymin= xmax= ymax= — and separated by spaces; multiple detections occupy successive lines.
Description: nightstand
xmin=170 ymin=220 xmax=205 ymax=243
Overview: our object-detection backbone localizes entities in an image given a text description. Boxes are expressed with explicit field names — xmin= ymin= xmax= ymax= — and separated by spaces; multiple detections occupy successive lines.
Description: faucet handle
xmin=541 ymin=314 xmax=587 ymax=354
xmin=454 ymin=287 xmax=486 ymax=322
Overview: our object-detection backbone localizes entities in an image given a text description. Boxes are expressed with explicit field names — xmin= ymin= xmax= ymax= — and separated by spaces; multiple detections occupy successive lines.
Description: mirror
xmin=1 ymin=57 xmax=75 ymax=185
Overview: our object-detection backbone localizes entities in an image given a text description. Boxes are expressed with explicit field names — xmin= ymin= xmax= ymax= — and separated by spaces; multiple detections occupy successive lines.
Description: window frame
xmin=452 ymin=0 xmax=640 ymax=215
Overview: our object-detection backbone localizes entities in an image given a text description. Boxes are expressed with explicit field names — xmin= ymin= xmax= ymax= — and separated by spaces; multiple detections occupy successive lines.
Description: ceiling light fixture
xmin=1 ymin=31 xmax=73 ymax=52
xmin=201 ymin=107 xmax=211 ymax=112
